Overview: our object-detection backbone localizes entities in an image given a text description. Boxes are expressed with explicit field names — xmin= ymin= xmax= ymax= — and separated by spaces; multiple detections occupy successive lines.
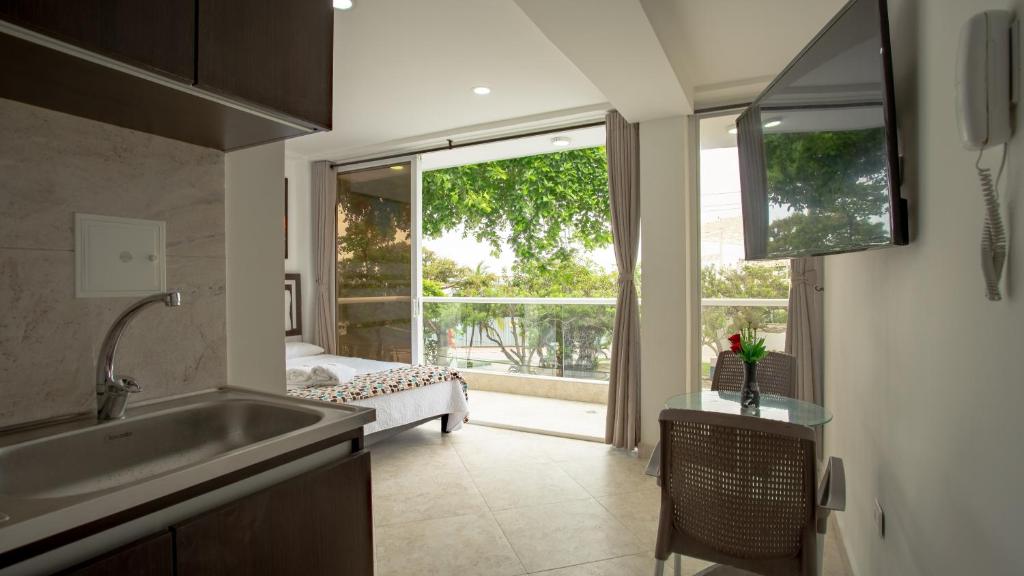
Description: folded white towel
xmin=310 ymin=366 xmax=340 ymax=385
xmin=286 ymin=368 xmax=315 ymax=388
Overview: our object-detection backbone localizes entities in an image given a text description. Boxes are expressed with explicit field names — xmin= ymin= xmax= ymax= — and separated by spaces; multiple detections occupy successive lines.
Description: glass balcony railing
xmin=421 ymin=297 xmax=616 ymax=382
xmin=419 ymin=296 xmax=788 ymax=387
xmin=700 ymin=297 xmax=789 ymax=388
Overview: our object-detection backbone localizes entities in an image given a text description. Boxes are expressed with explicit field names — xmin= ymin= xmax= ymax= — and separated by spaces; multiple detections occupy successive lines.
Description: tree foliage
xmin=700 ymin=263 xmax=789 ymax=357
xmin=764 ymin=128 xmax=891 ymax=256
xmin=422 ymin=147 xmax=611 ymax=266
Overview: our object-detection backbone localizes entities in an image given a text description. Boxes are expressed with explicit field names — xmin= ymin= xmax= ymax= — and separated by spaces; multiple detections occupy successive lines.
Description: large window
xmin=699 ymin=114 xmax=790 ymax=388
xmin=418 ymin=134 xmax=617 ymax=382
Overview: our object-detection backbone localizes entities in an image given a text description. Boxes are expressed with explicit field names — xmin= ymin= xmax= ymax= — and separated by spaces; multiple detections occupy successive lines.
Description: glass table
xmin=664 ymin=390 xmax=832 ymax=426
xmin=646 ymin=391 xmax=831 ymax=478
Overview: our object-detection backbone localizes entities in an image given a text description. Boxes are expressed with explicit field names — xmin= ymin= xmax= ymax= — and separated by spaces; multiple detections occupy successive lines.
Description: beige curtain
xmin=311 ymin=160 xmax=338 ymax=354
xmin=604 ymin=110 xmax=641 ymax=450
xmin=785 ymin=257 xmax=824 ymax=452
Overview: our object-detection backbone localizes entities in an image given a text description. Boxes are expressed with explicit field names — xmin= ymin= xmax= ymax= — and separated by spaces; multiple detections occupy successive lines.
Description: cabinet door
xmin=0 ymin=1 xmax=195 ymax=83
xmin=57 ymin=531 xmax=173 ymax=576
xmin=174 ymin=451 xmax=373 ymax=576
xmin=196 ymin=0 xmax=333 ymax=129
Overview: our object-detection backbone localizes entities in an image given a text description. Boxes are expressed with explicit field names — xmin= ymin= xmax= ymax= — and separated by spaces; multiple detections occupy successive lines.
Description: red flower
xmin=728 ymin=333 xmax=742 ymax=353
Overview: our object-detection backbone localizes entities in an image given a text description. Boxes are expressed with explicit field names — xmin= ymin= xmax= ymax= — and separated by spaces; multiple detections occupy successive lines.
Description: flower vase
xmin=741 ymin=361 xmax=761 ymax=409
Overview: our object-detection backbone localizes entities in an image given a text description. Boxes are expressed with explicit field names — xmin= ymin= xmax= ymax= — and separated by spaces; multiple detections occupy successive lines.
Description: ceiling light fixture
xmin=389 ymin=165 xmax=404 ymax=171
xmin=727 ymin=127 xmax=738 ymax=135
xmin=551 ymin=136 xmax=572 ymax=148
xmin=333 ymin=0 xmax=353 ymax=10
xmin=472 ymin=86 xmax=491 ymax=96
xmin=763 ymin=120 xmax=782 ymax=128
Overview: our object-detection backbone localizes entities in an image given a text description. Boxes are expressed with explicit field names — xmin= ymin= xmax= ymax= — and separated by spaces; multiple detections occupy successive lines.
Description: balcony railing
xmin=421 ymin=296 xmax=616 ymax=381
xmin=700 ymin=297 xmax=789 ymax=386
xmin=420 ymin=296 xmax=788 ymax=386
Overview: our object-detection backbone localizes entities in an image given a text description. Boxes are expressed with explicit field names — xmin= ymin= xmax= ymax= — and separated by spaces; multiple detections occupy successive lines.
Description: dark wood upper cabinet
xmin=0 ymin=0 xmax=333 ymax=150
xmin=0 ymin=1 xmax=195 ymax=83
xmin=197 ymin=0 xmax=333 ymax=130
xmin=173 ymin=451 xmax=373 ymax=576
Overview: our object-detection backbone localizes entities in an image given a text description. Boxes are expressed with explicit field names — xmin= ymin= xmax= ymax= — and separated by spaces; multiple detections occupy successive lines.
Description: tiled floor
xmin=465 ymin=390 xmax=608 ymax=440
xmin=370 ymin=422 xmax=853 ymax=576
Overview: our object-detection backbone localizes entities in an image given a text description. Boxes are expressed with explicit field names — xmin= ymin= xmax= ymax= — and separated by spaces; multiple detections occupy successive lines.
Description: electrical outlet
xmin=874 ymin=499 xmax=886 ymax=539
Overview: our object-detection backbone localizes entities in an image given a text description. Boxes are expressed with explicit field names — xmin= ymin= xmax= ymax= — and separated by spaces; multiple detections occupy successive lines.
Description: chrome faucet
xmin=96 ymin=291 xmax=182 ymax=420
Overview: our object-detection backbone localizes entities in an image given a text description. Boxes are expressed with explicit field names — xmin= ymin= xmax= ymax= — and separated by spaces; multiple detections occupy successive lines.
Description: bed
xmin=283 ymin=274 xmax=467 ymax=439
xmin=284 ymin=344 xmax=470 ymax=438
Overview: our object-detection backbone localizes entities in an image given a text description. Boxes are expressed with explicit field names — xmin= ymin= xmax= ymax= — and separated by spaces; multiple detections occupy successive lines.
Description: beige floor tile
xmin=452 ymin=432 xmax=553 ymax=471
xmin=469 ymin=462 xmax=591 ymax=511
xmin=373 ymin=468 xmax=489 ymax=526
xmin=596 ymin=489 xmax=663 ymax=552
xmin=528 ymin=433 xmax=623 ymax=462
xmin=555 ymin=452 xmax=657 ymax=497
xmin=371 ymin=442 xmax=465 ymax=477
xmin=493 ymin=498 xmax=644 ymax=573
xmin=375 ymin=512 xmax=525 ymax=576
xmin=532 ymin=553 xmax=713 ymax=576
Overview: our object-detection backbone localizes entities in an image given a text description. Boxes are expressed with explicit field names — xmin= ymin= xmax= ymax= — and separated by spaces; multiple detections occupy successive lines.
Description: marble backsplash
xmin=0 ymin=98 xmax=227 ymax=428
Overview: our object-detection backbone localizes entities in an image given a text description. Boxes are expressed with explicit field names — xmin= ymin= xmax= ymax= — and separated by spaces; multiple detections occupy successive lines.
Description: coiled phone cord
xmin=976 ymin=146 xmax=1008 ymax=301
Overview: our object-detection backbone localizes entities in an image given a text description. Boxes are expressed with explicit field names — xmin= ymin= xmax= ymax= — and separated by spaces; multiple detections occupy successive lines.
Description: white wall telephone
xmin=955 ymin=10 xmax=1017 ymax=301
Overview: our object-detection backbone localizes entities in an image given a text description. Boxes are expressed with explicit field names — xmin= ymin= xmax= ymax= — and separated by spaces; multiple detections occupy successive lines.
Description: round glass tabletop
xmin=664 ymin=390 xmax=832 ymax=427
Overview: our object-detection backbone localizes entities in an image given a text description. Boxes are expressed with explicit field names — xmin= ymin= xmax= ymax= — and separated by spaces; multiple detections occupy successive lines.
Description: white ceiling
xmin=285 ymin=0 xmax=608 ymax=160
xmin=287 ymin=0 xmax=850 ymax=160
xmin=640 ymin=0 xmax=848 ymax=107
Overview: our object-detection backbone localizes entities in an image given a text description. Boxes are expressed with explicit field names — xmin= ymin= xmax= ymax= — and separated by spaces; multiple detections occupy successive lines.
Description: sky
xmin=424 ymin=225 xmax=618 ymax=274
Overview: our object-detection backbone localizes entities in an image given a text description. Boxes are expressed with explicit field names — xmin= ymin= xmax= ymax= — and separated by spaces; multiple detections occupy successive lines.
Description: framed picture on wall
xmin=284 ymin=178 xmax=289 ymax=259
xmin=285 ymin=273 xmax=302 ymax=336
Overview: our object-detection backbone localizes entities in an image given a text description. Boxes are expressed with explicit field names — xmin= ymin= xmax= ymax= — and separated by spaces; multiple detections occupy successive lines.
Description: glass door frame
xmin=332 ymin=154 xmax=423 ymax=364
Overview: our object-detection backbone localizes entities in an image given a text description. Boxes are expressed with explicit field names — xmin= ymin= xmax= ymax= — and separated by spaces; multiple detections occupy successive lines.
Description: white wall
xmin=825 ymin=0 xmax=1024 ymax=574
xmin=284 ymin=154 xmax=315 ymax=340
xmin=226 ymin=142 xmax=286 ymax=395
xmin=639 ymin=115 xmax=701 ymax=452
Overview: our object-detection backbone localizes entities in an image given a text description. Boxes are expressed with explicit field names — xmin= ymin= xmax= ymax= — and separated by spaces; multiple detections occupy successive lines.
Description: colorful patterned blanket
xmin=288 ymin=365 xmax=469 ymax=421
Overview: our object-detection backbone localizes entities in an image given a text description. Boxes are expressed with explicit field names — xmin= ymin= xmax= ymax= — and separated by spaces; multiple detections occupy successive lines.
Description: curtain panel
xmin=604 ymin=110 xmax=642 ymax=450
xmin=785 ymin=256 xmax=824 ymax=453
xmin=310 ymin=160 xmax=338 ymax=354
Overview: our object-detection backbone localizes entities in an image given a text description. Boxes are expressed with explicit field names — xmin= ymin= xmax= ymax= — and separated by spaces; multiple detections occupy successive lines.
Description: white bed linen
xmin=286 ymin=354 xmax=469 ymax=435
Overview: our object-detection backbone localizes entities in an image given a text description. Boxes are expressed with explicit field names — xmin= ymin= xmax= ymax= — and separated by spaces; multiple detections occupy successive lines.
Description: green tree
xmin=764 ymin=128 xmax=891 ymax=256
xmin=701 ymin=263 xmax=790 ymax=357
xmin=422 ymin=147 xmax=611 ymax=267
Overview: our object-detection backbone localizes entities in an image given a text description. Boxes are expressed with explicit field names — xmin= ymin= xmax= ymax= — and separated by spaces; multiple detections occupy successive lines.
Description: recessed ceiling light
xmin=389 ymin=165 xmax=404 ymax=171
xmin=763 ymin=120 xmax=782 ymax=128
xmin=333 ymin=0 xmax=353 ymax=10
xmin=551 ymin=136 xmax=572 ymax=147
xmin=472 ymin=86 xmax=491 ymax=96
xmin=727 ymin=127 xmax=738 ymax=135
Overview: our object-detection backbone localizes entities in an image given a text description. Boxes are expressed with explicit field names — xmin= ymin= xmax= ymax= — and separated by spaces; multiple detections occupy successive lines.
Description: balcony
xmin=420 ymin=296 xmax=788 ymax=439
xmin=700 ymin=297 xmax=789 ymax=388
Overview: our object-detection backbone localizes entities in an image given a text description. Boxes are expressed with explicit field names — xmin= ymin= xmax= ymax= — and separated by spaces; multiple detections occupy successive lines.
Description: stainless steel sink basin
xmin=0 ymin=399 xmax=322 ymax=499
xmin=0 ymin=387 xmax=374 ymax=561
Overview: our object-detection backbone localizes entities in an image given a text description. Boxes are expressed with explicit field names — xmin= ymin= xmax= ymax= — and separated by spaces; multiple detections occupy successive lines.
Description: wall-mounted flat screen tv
xmin=737 ymin=0 xmax=908 ymax=260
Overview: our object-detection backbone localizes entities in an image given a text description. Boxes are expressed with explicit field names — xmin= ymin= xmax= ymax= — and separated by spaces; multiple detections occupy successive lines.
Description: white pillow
xmin=285 ymin=342 xmax=325 ymax=359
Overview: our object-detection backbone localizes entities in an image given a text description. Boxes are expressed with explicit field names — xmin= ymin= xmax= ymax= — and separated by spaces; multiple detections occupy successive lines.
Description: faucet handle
xmin=118 ymin=377 xmax=142 ymax=394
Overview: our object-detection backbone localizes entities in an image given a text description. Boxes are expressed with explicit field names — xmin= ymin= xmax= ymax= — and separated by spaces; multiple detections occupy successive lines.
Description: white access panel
xmin=75 ymin=213 xmax=166 ymax=298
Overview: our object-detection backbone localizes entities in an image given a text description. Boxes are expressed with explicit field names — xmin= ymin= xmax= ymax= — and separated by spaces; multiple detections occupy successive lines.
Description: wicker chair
xmin=654 ymin=409 xmax=845 ymax=576
xmin=711 ymin=351 xmax=797 ymax=398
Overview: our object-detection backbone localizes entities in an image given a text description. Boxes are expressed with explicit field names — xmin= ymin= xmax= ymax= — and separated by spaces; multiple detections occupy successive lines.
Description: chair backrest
xmin=658 ymin=409 xmax=817 ymax=576
xmin=711 ymin=350 xmax=796 ymax=398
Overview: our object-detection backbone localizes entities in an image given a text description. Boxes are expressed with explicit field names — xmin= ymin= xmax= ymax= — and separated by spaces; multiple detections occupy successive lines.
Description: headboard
xmin=285 ymin=273 xmax=302 ymax=337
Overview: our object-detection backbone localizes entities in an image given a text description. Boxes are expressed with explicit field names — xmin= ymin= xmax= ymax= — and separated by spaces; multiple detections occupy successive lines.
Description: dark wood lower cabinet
xmin=57 ymin=531 xmax=173 ymax=576
xmin=53 ymin=451 xmax=373 ymax=576
xmin=173 ymin=451 xmax=374 ymax=576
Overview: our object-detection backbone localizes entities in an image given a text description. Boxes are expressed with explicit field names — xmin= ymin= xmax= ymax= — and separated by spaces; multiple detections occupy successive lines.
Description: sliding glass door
xmin=335 ymin=159 xmax=421 ymax=363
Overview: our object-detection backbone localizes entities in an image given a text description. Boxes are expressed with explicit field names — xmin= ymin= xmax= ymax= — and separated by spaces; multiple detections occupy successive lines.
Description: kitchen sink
xmin=0 ymin=399 xmax=323 ymax=499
